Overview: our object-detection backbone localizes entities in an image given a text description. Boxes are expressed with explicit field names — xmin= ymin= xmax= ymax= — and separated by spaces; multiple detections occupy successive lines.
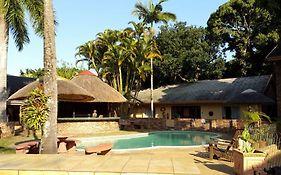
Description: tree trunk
xmin=150 ymin=57 xmax=154 ymax=118
xmin=40 ymin=0 xmax=58 ymax=154
xmin=0 ymin=12 xmax=8 ymax=123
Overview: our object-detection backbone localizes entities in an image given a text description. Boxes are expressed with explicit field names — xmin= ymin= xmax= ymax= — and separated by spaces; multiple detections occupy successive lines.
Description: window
xmin=171 ymin=106 xmax=201 ymax=119
xmin=223 ymin=106 xmax=240 ymax=119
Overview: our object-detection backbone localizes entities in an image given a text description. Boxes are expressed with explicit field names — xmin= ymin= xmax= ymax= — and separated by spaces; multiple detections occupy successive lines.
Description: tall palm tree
xmin=40 ymin=0 xmax=57 ymax=154
xmin=0 ymin=0 xmax=43 ymax=123
xmin=132 ymin=0 xmax=176 ymax=118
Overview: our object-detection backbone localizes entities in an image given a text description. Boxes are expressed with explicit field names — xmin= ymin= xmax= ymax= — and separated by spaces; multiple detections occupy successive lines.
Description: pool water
xmin=79 ymin=131 xmax=218 ymax=150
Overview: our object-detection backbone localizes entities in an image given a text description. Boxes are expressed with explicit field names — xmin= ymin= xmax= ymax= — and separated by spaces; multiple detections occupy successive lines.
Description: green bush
xmin=20 ymin=88 xmax=49 ymax=137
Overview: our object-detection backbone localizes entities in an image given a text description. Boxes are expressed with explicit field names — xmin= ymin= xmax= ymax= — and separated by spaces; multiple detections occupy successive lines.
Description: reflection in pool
xmin=79 ymin=131 xmax=218 ymax=150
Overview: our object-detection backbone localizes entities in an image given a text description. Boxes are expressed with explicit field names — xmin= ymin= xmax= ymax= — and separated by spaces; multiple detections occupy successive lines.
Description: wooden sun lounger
xmin=208 ymin=129 xmax=243 ymax=161
xmin=85 ymin=143 xmax=112 ymax=155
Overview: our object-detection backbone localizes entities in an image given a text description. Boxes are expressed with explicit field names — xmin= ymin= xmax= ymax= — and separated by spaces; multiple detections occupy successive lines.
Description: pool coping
xmin=76 ymin=131 xmax=220 ymax=151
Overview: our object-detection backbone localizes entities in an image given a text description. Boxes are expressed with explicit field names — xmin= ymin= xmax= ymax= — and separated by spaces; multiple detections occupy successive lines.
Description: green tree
xmin=41 ymin=0 xmax=57 ymax=154
xmin=57 ymin=61 xmax=82 ymax=79
xmin=20 ymin=68 xmax=44 ymax=79
xmin=76 ymin=25 xmax=160 ymax=101
xmin=20 ymin=62 xmax=83 ymax=79
xmin=207 ymin=0 xmax=279 ymax=76
xmin=132 ymin=0 xmax=176 ymax=118
xmin=154 ymin=22 xmax=225 ymax=87
xmin=0 ymin=0 xmax=44 ymax=123
xmin=20 ymin=88 xmax=49 ymax=139
xmin=256 ymin=0 xmax=281 ymax=36
xmin=75 ymin=41 xmax=105 ymax=77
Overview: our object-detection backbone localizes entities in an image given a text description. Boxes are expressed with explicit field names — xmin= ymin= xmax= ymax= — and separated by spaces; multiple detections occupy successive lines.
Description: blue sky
xmin=8 ymin=0 xmax=228 ymax=76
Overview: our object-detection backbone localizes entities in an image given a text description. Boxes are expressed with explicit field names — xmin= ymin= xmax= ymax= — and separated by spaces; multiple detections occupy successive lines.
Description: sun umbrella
xmin=8 ymin=77 xmax=95 ymax=102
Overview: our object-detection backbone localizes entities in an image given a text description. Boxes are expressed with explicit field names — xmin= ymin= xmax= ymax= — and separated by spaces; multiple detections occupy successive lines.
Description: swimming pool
xmin=78 ymin=131 xmax=218 ymax=150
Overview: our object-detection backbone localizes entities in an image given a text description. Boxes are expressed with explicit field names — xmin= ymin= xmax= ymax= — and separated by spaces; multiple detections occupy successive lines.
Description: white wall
xmin=201 ymin=104 xmax=223 ymax=119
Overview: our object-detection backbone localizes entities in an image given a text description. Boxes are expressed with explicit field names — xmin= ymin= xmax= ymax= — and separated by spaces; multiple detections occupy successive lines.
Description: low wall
xmin=120 ymin=118 xmax=244 ymax=132
xmin=175 ymin=119 xmax=244 ymax=132
xmin=57 ymin=118 xmax=120 ymax=135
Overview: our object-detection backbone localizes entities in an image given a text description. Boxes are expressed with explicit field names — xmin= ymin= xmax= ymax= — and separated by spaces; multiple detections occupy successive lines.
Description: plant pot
xmin=233 ymin=149 xmax=266 ymax=175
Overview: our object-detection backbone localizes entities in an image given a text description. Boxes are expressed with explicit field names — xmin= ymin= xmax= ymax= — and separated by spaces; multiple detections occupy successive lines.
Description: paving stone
xmin=122 ymin=156 xmax=151 ymax=173
xmin=148 ymin=157 xmax=173 ymax=174
xmin=0 ymin=170 xmax=18 ymax=175
xmin=95 ymin=156 xmax=130 ymax=173
xmin=19 ymin=170 xmax=44 ymax=175
xmin=172 ymin=157 xmax=200 ymax=175
xmin=95 ymin=173 xmax=120 ymax=175
xmin=68 ymin=171 xmax=94 ymax=175
xmin=70 ymin=155 xmax=110 ymax=171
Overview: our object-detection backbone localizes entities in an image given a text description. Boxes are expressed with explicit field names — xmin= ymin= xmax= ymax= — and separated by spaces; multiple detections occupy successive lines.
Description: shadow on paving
xmin=190 ymin=150 xmax=234 ymax=174
xmin=204 ymin=163 xmax=234 ymax=174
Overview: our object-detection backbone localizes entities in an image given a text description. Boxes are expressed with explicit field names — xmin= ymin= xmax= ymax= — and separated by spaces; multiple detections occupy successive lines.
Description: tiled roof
xmin=137 ymin=75 xmax=272 ymax=104
xmin=7 ymin=75 xmax=35 ymax=97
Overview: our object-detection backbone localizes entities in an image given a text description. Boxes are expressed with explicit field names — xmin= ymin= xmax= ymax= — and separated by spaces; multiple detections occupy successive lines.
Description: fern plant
xmin=20 ymin=88 xmax=49 ymax=138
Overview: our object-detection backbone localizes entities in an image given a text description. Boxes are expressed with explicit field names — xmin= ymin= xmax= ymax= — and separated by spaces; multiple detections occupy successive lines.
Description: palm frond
xmin=132 ymin=2 xmax=149 ymax=19
xmin=24 ymin=0 xmax=44 ymax=37
xmin=159 ymin=12 xmax=177 ymax=22
xmin=5 ymin=0 xmax=29 ymax=51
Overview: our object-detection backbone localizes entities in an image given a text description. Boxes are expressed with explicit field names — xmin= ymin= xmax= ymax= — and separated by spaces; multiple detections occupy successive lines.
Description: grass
xmin=0 ymin=135 xmax=37 ymax=154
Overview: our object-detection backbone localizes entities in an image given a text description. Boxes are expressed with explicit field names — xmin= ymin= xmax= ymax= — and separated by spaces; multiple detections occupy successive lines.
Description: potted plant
xmin=233 ymin=110 xmax=271 ymax=175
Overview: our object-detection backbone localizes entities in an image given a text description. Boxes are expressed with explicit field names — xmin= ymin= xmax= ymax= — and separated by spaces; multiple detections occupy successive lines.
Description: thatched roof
xmin=136 ymin=75 xmax=273 ymax=104
xmin=8 ymin=77 xmax=95 ymax=102
xmin=71 ymin=72 xmax=127 ymax=103
xmin=267 ymin=43 xmax=281 ymax=61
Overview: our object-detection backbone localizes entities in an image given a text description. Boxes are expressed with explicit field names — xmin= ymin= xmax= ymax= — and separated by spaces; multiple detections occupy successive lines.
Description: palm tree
xmin=0 ymin=0 xmax=43 ymax=123
xmin=132 ymin=0 xmax=176 ymax=118
xmin=75 ymin=41 xmax=104 ymax=77
xmin=40 ymin=0 xmax=57 ymax=154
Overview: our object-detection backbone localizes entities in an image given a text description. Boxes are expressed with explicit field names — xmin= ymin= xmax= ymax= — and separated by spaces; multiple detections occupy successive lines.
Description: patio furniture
xmin=15 ymin=140 xmax=40 ymax=154
xmin=57 ymin=136 xmax=79 ymax=153
xmin=85 ymin=143 xmax=112 ymax=155
xmin=208 ymin=129 xmax=243 ymax=161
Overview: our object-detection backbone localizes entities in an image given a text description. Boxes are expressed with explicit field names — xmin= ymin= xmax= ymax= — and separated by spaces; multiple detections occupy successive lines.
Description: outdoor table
xmin=57 ymin=136 xmax=68 ymax=153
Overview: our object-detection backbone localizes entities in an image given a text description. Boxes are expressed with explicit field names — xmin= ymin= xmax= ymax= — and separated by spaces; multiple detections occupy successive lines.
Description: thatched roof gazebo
xmin=71 ymin=71 xmax=127 ymax=103
xmin=8 ymin=77 xmax=95 ymax=102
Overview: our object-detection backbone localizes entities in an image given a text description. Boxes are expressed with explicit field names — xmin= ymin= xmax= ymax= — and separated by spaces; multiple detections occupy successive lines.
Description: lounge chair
xmin=208 ymin=129 xmax=243 ymax=161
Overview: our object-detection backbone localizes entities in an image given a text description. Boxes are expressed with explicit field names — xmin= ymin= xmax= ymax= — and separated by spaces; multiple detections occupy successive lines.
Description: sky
xmin=8 ymin=0 xmax=228 ymax=76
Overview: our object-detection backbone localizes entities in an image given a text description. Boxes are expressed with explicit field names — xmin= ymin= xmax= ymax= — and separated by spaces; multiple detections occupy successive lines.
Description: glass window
xmin=171 ymin=106 xmax=201 ymax=119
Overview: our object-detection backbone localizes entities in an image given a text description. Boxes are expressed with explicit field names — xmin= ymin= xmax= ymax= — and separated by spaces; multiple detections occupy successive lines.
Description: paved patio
xmin=0 ymin=147 xmax=234 ymax=175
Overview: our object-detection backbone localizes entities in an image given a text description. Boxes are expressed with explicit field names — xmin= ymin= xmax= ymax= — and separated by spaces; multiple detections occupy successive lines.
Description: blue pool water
xmin=79 ymin=131 xmax=218 ymax=150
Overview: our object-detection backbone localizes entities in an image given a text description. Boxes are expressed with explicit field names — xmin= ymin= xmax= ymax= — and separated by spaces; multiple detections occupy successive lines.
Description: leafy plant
xmin=20 ymin=88 xmax=49 ymax=139
xmin=243 ymin=111 xmax=271 ymax=128
xmin=239 ymin=111 xmax=271 ymax=153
